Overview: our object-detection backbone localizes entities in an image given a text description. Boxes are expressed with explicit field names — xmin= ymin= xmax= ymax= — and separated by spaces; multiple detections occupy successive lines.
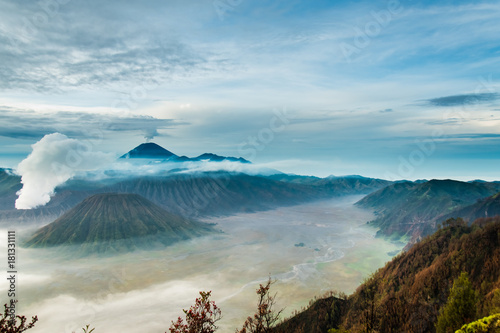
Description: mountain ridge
xmin=442 ymin=191 xmax=500 ymax=223
xmin=119 ymin=142 xmax=251 ymax=163
xmin=356 ymin=179 xmax=500 ymax=242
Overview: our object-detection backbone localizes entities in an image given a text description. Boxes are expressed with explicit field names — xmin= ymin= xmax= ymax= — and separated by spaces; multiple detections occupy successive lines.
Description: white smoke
xmin=15 ymin=133 xmax=116 ymax=210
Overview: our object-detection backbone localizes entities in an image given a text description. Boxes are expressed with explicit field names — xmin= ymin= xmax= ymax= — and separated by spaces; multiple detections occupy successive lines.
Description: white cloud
xmin=15 ymin=133 xmax=116 ymax=209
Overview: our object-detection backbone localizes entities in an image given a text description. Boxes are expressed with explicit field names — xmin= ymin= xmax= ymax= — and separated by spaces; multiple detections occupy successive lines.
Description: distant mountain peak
xmin=119 ymin=142 xmax=251 ymax=163
xmin=120 ymin=142 xmax=178 ymax=159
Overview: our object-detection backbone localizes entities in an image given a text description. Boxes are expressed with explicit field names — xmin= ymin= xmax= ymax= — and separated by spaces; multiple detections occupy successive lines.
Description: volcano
xmin=25 ymin=193 xmax=215 ymax=254
xmin=120 ymin=142 xmax=178 ymax=159
xmin=120 ymin=142 xmax=250 ymax=163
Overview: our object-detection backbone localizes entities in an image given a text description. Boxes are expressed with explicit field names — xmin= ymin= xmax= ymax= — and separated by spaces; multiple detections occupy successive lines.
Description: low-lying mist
xmin=11 ymin=132 xmax=281 ymax=212
xmin=0 ymin=196 xmax=402 ymax=333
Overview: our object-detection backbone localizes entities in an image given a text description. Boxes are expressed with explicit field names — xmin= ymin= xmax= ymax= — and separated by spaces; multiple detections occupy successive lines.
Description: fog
xmin=0 ymin=196 xmax=402 ymax=333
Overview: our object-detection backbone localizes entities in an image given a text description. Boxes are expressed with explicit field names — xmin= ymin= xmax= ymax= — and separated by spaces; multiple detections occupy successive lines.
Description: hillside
xmin=356 ymin=179 xmax=500 ymax=242
xmin=275 ymin=217 xmax=500 ymax=333
xmin=25 ymin=193 xmax=215 ymax=254
xmin=0 ymin=168 xmax=21 ymax=210
xmin=442 ymin=192 xmax=500 ymax=223
xmin=107 ymin=172 xmax=329 ymax=217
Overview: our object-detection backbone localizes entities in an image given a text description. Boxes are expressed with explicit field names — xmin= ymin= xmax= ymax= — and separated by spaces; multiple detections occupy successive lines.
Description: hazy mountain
xmin=190 ymin=153 xmax=250 ymax=164
xmin=276 ymin=217 xmax=500 ymax=332
xmin=442 ymin=191 xmax=500 ymax=223
xmin=356 ymin=179 xmax=500 ymax=242
xmin=119 ymin=142 xmax=250 ymax=163
xmin=0 ymin=168 xmax=21 ymax=210
xmin=0 ymin=167 xmax=394 ymax=223
xmin=266 ymin=174 xmax=392 ymax=195
xmin=120 ymin=142 xmax=178 ymax=159
xmin=107 ymin=172 xmax=328 ymax=218
xmin=25 ymin=193 xmax=215 ymax=254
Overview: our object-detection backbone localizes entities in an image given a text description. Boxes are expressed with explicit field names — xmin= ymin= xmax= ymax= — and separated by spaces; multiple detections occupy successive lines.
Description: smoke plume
xmin=15 ymin=133 xmax=115 ymax=210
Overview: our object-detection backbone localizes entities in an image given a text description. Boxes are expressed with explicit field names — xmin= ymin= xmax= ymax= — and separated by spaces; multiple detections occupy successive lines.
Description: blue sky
xmin=0 ymin=0 xmax=499 ymax=180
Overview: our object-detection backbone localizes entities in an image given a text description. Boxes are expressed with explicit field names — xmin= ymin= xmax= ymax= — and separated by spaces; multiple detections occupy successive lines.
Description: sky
xmin=0 ymin=0 xmax=500 ymax=180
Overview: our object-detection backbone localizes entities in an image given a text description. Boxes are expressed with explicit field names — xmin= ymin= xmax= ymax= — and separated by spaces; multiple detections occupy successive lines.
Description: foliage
xmin=0 ymin=302 xmax=38 ymax=333
xmin=271 ymin=292 xmax=347 ymax=333
xmin=277 ymin=218 xmax=500 ymax=333
xmin=169 ymin=291 xmax=221 ymax=333
xmin=455 ymin=313 xmax=500 ymax=333
xmin=435 ymin=272 xmax=477 ymax=333
xmin=237 ymin=278 xmax=283 ymax=333
xmin=81 ymin=324 xmax=95 ymax=333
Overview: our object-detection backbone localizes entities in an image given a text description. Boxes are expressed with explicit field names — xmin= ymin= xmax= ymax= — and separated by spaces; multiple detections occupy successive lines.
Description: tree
xmin=436 ymin=272 xmax=478 ymax=333
xmin=455 ymin=313 xmax=500 ymax=333
xmin=0 ymin=302 xmax=38 ymax=333
xmin=169 ymin=291 xmax=222 ymax=333
xmin=237 ymin=278 xmax=283 ymax=333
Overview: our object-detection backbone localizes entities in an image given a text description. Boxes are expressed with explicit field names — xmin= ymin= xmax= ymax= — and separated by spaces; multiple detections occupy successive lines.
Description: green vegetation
xmin=456 ymin=314 xmax=500 ymax=333
xmin=436 ymin=272 xmax=478 ymax=333
xmin=441 ymin=191 xmax=500 ymax=223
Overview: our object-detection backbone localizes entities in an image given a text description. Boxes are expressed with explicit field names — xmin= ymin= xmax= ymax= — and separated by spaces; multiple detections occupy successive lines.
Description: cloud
xmin=15 ymin=133 xmax=116 ymax=209
xmin=426 ymin=93 xmax=499 ymax=107
xmin=0 ymin=109 xmax=177 ymax=141
xmin=0 ymin=1 xmax=225 ymax=93
xmin=442 ymin=133 xmax=500 ymax=140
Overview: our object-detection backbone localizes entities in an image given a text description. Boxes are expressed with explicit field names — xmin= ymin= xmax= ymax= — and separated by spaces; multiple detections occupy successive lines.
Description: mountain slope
xmin=25 ymin=193 xmax=214 ymax=253
xmin=107 ymin=172 xmax=329 ymax=218
xmin=356 ymin=179 xmax=500 ymax=241
xmin=275 ymin=218 xmax=500 ymax=333
xmin=0 ymin=169 xmax=21 ymax=210
xmin=442 ymin=191 xmax=500 ymax=223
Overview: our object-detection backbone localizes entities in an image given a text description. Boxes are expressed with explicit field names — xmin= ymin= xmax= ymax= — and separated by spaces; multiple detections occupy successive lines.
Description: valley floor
xmin=0 ymin=195 xmax=402 ymax=333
